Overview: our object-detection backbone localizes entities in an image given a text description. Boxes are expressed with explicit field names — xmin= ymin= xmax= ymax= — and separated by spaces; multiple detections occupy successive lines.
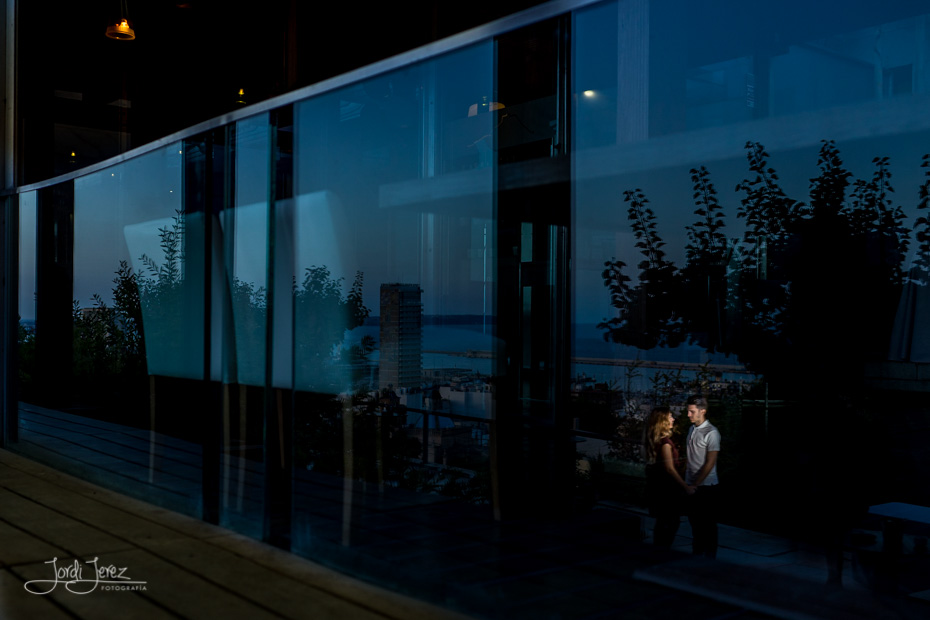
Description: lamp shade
xmin=106 ymin=18 xmax=136 ymax=40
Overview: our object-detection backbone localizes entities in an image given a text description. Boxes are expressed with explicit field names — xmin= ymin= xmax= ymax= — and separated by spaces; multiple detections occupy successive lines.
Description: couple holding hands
xmin=643 ymin=396 xmax=721 ymax=558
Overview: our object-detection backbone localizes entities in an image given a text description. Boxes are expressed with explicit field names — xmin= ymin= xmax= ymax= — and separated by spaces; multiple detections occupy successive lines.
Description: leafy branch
xmin=600 ymin=140 xmax=928 ymax=397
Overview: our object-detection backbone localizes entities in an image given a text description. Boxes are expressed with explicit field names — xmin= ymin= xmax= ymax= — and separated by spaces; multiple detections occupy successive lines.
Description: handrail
xmin=399 ymin=405 xmax=490 ymax=426
xmin=397 ymin=403 xmax=634 ymax=444
xmin=7 ymin=0 xmax=603 ymax=197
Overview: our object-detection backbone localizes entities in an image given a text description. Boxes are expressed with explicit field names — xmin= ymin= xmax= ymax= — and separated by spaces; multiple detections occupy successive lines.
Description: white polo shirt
xmin=686 ymin=420 xmax=721 ymax=486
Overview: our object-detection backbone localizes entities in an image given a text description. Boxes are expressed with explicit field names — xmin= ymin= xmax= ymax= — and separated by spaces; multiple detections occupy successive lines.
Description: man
xmin=685 ymin=395 xmax=721 ymax=558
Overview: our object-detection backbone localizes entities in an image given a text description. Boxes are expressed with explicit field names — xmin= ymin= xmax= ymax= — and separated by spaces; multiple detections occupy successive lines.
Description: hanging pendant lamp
xmin=106 ymin=1 xmax=136 ymax=40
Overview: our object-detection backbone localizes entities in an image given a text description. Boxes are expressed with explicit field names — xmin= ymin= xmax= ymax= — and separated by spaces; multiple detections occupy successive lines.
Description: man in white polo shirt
xmin=685 ymin=395 xmax=721 ymax=558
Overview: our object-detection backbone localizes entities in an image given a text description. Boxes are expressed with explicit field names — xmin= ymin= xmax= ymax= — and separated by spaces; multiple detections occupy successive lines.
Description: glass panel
xmin=17 ymin=192 xmax=37 ymax=405
xmin=219 ymin=115 xmax=270 ymax=536
xmin=81 ymin=145 xmax=201 ymax=514
xmin=573 ymin=0 xmax=930 ymax=587
xmin=12 ymin=145 xmax=204 ymax=515
xmin=290 ymin=41 xmax=496 ymax=603
xmin=14 ymin=183 xmax=79 ymax=480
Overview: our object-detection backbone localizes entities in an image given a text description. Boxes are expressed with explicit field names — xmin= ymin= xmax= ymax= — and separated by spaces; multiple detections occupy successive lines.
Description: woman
xmin=643 ymin=406 xmax=693 ymax=548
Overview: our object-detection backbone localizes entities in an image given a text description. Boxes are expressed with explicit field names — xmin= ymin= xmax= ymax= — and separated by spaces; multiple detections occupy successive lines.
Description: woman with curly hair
xmin=643 ymin=406 xmax=693 ymax=548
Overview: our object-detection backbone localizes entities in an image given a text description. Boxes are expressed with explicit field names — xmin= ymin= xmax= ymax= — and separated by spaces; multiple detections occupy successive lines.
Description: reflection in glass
xmin=10 ymin=1 xmax=930 ymax=614
xmin=289 ymin=42 xmax=496 ymax=592
xmin=118 ymin=148 xmax=198 ymax=380
xmin=227 ymin=116 xmax=270 ymax=388
xmin=15 ymin=145 xmax=204 ymax=517
xmin=16 ymin=192 xmax=37 ymax=404
xmin=572 ymin=0 xmax=930 ymax=574
xmin=219 ymin=114 xmax=271 ymax=535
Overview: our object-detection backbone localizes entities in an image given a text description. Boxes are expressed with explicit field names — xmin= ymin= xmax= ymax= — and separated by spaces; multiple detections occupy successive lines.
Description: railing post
xmin=422 ymin=411 xmax=429 ymax=463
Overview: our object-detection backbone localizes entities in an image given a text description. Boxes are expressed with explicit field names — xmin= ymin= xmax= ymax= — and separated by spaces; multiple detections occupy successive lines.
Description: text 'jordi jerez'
xmin=24 ymin=557 xmax=148 ymax=594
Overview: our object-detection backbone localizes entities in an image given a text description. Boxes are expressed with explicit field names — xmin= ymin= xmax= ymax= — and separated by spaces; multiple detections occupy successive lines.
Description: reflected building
xmin=378 ymin=283 xmax=423 ymax=390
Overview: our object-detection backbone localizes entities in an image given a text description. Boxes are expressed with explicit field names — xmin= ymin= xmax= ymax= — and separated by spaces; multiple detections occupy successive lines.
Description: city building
xmin=378 ymin=283 xmax=423 ymax=390
xmin=3 ymin=0 xmax=930 ymax=618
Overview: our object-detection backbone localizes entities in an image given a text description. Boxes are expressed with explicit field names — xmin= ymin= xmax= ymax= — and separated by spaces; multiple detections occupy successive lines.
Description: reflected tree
xmin=73 ymin=261 xmax=145 ymax=380
xmin=293 ymin=266 xmax=371 ymax=392
xmin=600 ymin=140 xmax=919 ymax=399
xmin=135 ymin=211 xmax=187 ymax=374
xmin=19 ymin=262 xmax=146 ymax=408
xmin=599 ymin=189 xmax=684 ymax=350
xmin=227 ymin=277 xmax=266 ymax=385
xmin=911 ymin=154 xmax=930 ymax=284
xmin=68 ymin=260 xmax=147 ymax=415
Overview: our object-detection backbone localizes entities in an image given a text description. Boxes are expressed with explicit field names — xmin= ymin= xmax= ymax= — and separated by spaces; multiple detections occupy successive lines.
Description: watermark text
xmin=24 ymin=557 xmax=148 ymax=595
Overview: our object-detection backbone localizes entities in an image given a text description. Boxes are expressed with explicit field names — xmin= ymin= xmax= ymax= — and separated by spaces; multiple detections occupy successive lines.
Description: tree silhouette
xmin=293 ymin=266 xmax=371 ymax=392
xmin=913 ymin=154 xmax=930 ymax=284
xmin=62 ymin=260 xmax=147 ymax=416
xmin=680 ymin=166 xmax=737 ymax=353
xmin=134 ymin=211 xmax=191 ymax=377
xmin=598 ymin=189 xmax=684 ymax=350
xmin=72 ymin=261 xmax=145 ymax=382
xmin=600 ymin=140 xmax=920 ymax=399
xmin=227 ymin=276 xmax=267 ymax=385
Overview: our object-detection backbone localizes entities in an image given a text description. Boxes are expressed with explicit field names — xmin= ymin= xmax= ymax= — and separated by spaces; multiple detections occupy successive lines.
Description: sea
xmin=348 ymin=320 xmax=754 ymax=392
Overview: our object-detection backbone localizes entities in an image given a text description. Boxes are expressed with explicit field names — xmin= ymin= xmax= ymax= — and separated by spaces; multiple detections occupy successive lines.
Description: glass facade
xmin=4 ymin=0 xmax=930 ymax=615
xmin=281 ymin=43 xmax=504 ymax=589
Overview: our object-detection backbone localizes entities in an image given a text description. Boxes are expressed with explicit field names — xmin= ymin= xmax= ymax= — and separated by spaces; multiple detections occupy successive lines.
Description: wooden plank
xmin=0 ymin=570 xmax=74 ymax=620
xmin=0 ymin=520 xmax=70 ymax=568
xmin=0 ymin=487 xmax=132 ymax=559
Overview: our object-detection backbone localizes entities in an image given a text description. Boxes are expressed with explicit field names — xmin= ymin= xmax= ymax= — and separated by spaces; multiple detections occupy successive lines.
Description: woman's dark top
xmin=645 ymin=437 xmax=684 ymax=516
